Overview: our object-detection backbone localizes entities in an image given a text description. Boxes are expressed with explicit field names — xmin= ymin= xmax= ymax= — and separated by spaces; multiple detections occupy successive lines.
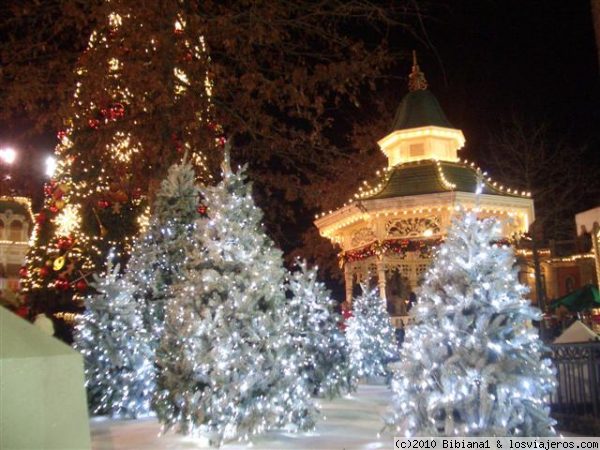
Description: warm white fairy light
xmin=22 ymin=3 xmax=221 ymax=303
xmin=108 ymin=57 xmax=121 ymax=72
xmin=55 ymin=203 xmax=81 ymax=236
xmin=107 ymin=132 xmax=142 ymax=163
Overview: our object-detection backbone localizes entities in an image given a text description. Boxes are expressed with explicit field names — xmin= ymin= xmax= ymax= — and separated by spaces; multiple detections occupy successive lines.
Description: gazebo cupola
xmin=315 ymin=53 xmax=534 ymax=319
xmin=378 ymin=52 xmax=465 ymax=167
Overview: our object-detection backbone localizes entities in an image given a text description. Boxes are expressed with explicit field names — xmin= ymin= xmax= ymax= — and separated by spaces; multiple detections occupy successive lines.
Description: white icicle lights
xmin=153 ymin=152 xmax=318 ymax=445
xmin=346 ymin=285 xmax=399 ymax=380
xmin=74 ymin=260 xmax=155 ymax=418
xmin=385 ymin=208 xmax=556 ymax=437
xmin=286 ymin=259 xmax=357 ymax=398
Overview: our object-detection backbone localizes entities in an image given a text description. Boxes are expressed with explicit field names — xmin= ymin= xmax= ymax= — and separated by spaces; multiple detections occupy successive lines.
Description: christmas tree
xmin=126 ymin=156 xmax=202 ymax=345
xmin=154 ymin=151 xmax=317 ymax=445
xmin=74 ymin=257 xmax=154 ymax=418
xmin=385 ymin=209 xmax=556 ymax=436
xmin=346 ymin=285 xmax=398 ymax=379
xmin=287 ymin=259 xmax=357 ymax=398
xmin=21 ymin=0 xmax=221 ymax=340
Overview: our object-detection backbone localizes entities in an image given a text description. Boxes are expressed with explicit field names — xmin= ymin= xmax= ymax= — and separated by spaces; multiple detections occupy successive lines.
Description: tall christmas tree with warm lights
xmin=385 ymin=210 xmax=556 ymax=437
xmin=287 ymin=259 xmax=357 ymax=398
xmin=154 ymin=152 xmax=317 ymax=445
xmin=20 ymin=0 xmax=221 ymax=340
xmin=346 ymin=285 xmax=398 ymax=380
xmin=74 ymin=259 xmax=154 ymax=418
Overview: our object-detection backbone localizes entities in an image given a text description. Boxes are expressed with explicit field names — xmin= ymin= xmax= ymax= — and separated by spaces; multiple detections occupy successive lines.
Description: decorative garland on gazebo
xmin=341 ymin=237 xmax=443 ymax=265
xmin=341 ymin=236 xmax=512 ymax=266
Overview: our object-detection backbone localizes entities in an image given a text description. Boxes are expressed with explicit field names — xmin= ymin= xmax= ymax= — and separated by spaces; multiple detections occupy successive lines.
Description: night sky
xmin=409 ymin=0 xmax=599 ymax=165
xmin=3 ymin=1 xmax=599 ymax=214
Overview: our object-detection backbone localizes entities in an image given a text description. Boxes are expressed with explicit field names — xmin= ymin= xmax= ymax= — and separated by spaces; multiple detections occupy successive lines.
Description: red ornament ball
xmin=19 ymin=266 xmax=28 ymax=278
xmin=102 ymin=103 xmax=125 ymax=120
xmin=39 ymin=266 xmax=50 ymax=278
xmin=75 ymin=279 xmax=88 ymax=292
xmin=57 ymin=237 xmax=73 ymax=251
xmin=197 ymin=204 xmax=208 ymax=216
xmin=97 ymin=200 xmax=111 ymax=209
xmin=55 ymin=278 xmax=70 ymax=291
xmin=111 ymin=103 xmax=125 ymax=118
xmin=88 ymin=118 xmax=100 ymax=129
xmin=53 ymin=188 xmax=64 ymax=200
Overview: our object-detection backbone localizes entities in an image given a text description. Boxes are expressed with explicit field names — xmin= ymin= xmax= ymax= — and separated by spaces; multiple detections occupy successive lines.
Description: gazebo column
xmin=344 ymin=263 xmax=353 ymax=305
xmin=376 ymin=260 xmax=386 ymax=302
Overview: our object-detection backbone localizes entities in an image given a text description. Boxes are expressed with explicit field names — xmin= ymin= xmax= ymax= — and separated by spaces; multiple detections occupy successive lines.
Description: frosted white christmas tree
xmin=74 ymin=259 xmax=154 ymax=418
xmin=346 ymin=285 xmax=398 ymax=379
xmin=154 ymin=149 xmax=317 ymax=445
xmin=385 ymin=209 xmax=556 ymax=436
xmin=287 ymin=259 xmax=357 ymax=398
xmin=126 ymin=156 xmax=201 ymax=345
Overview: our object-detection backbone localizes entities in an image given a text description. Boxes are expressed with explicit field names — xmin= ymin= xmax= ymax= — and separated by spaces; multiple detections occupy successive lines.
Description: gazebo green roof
xmin=362 ymin=160 xmax=523 ymax=200
xmin=390 ymin=89 xmax=453 ymax=132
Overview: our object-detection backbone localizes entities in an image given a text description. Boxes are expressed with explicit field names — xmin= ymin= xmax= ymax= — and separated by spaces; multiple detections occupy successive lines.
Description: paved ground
xmin=91 ymin=384 xmax=392 ymax=449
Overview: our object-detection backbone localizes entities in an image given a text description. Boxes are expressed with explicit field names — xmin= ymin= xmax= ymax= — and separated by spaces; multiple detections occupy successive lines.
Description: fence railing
xmin=550 ymin=342 xmax=600 ymax=420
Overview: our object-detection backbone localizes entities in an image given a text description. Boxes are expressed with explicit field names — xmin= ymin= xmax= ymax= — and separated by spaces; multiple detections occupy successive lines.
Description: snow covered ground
xmin=91 ymin=384 xmax=393 ymax=449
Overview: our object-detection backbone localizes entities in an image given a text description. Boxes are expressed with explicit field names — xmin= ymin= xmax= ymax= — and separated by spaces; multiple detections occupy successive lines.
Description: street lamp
xmin=45 ymin=156 xmax=57 ymax=178
xmin=0 ymin=147 xmax=17 ymax=165
xmin=0 ymin=146 xmax=17 ymax=195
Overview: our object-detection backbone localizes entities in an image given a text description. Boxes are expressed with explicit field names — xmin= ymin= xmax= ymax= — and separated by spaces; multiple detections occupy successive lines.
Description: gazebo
xmin=314 ymin=54 xmax=534 ymax=319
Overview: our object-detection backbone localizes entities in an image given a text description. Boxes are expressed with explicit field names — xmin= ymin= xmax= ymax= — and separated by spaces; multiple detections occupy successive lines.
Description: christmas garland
xmin=341 ymin=237 xmax=443 ymax=265
xmin=341 ymin=236 xmax=513 ymax=265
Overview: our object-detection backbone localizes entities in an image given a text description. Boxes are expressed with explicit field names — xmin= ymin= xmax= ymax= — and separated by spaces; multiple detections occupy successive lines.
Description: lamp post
xmin=45 ymin=156 xmax=57 ymax=178
xmin=0 ymin=147 xmax=17 ymax=165
xmin=0 ymin=146 xmax=17 ymax=195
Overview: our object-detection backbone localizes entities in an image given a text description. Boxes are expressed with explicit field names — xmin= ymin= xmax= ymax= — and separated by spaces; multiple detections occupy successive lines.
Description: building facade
xmin=575 ymin=207 xmax=600 ymax=290
xmin=0 ymin=196 xmax=34 ymax=293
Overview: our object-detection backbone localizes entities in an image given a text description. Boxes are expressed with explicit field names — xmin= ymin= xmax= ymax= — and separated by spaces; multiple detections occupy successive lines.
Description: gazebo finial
xmin=408 ymin=50 xmax=428 ymax=92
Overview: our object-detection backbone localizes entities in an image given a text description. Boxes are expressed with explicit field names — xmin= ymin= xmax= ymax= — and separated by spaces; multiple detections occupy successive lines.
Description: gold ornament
xmin=53 ymin=256 xmax=66 ymax=271
xmin=55 ymin=200 xmax=65 ymax=210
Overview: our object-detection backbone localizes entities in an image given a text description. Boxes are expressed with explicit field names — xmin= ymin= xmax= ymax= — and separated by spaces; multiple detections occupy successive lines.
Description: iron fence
xmin=550 ymin=342 xmax=600 ymax=420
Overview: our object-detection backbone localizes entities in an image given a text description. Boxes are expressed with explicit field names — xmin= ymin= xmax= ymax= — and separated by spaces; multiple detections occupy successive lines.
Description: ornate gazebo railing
xmin=550 ymin=342 xmax=600 ymax=423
